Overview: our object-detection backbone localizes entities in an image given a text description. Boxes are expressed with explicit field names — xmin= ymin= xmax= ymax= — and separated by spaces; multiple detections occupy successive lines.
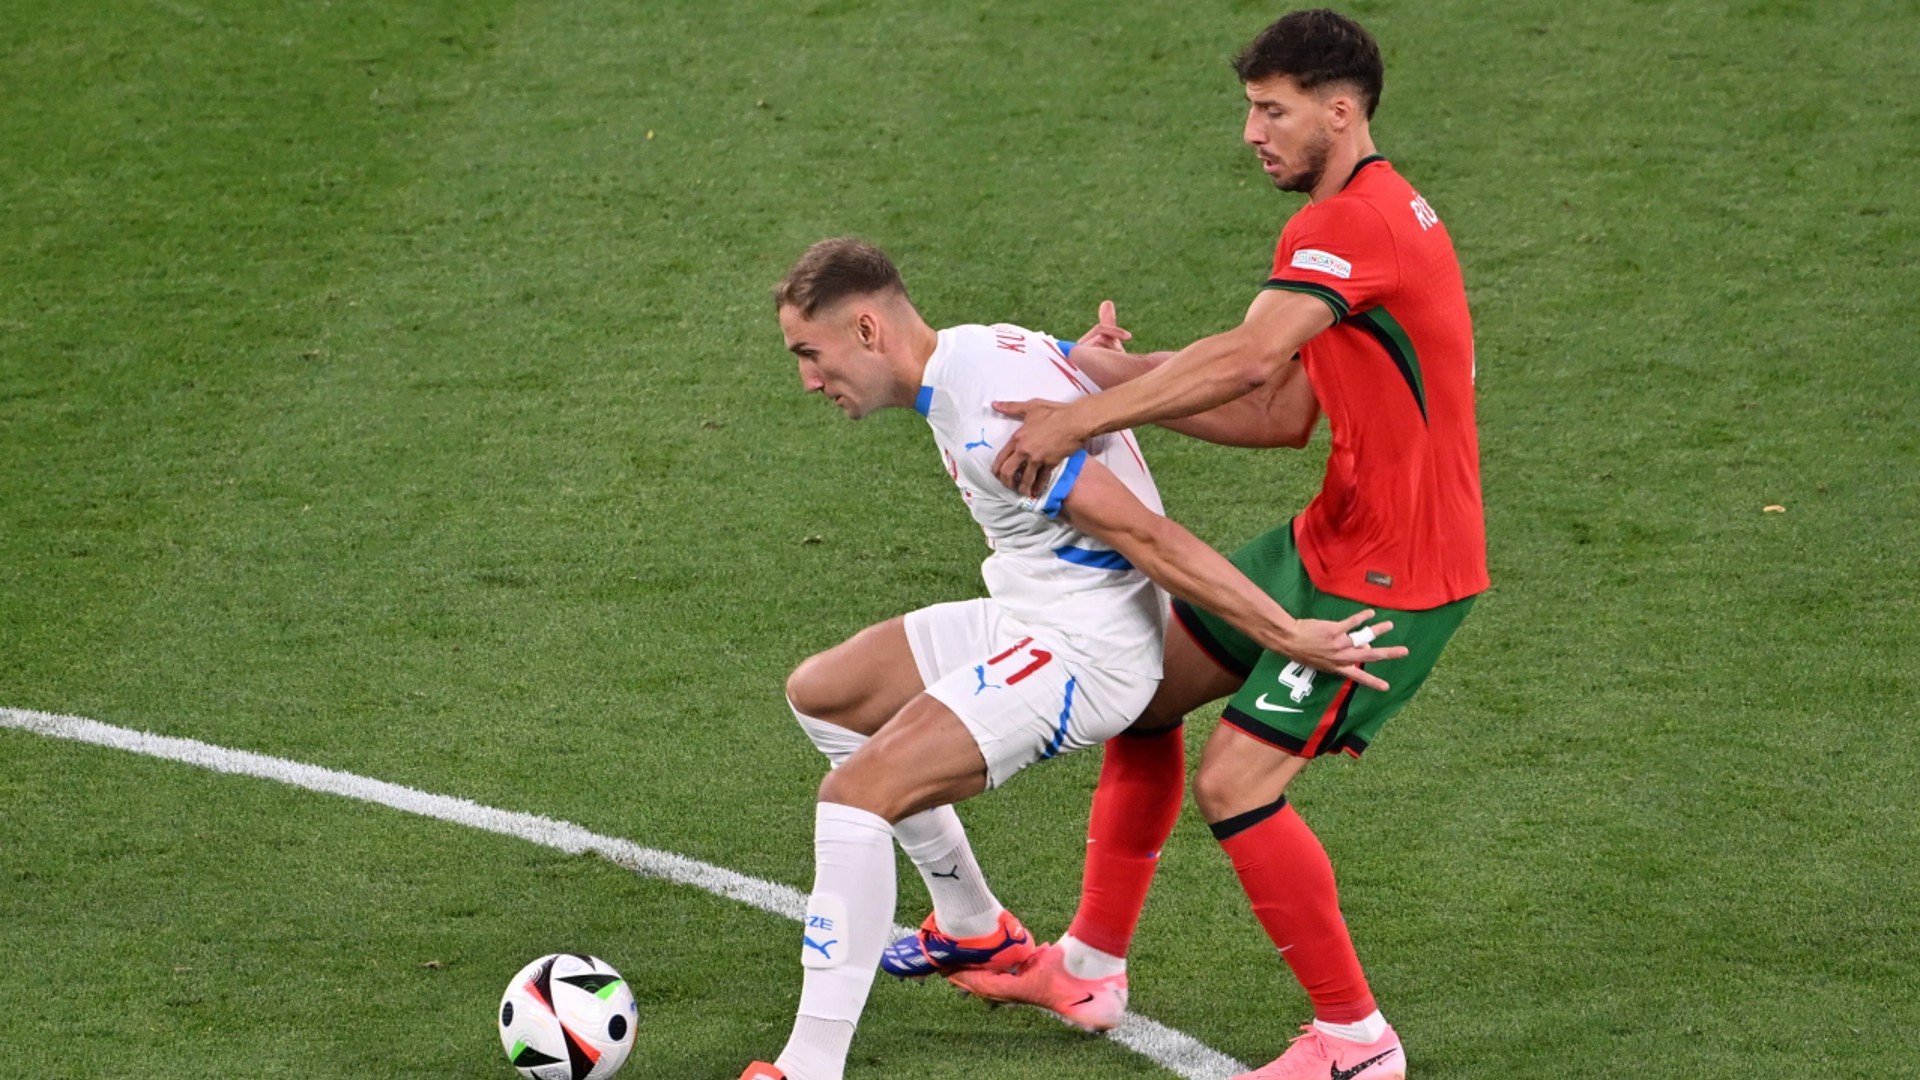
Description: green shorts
xmin=1173 ymin=520 xmax=1476 ymax=758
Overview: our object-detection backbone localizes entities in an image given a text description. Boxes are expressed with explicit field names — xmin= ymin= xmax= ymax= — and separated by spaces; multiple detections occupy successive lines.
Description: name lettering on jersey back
xmin=1410 ymin=194 xmax=1439 ymax=231
xmin=993 ymin=328 xmax=1027 ymax=353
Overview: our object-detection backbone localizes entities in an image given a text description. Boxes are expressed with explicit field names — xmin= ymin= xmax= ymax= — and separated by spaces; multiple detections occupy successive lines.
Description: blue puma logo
xmin=973 ymin=665 xmax=1002 ymax=695
xmin=804 ymin=936 xmax=838 ymax=960
xmin=965 ymin=429 xmax=993 ymax=451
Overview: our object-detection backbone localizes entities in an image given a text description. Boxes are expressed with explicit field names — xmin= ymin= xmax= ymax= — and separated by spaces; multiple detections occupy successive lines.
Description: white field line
xmin=2 ymin=706 xmax=1247 ymax=1080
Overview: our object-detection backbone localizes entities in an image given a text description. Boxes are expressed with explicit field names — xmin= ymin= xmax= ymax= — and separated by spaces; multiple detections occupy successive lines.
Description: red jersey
xmin=1266 ymin=155 xmax=1488 ymax=610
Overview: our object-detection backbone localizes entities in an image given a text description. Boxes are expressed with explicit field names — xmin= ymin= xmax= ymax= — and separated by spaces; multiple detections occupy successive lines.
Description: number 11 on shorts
xmin=986 ymin=636 xmax=1054 ymax=686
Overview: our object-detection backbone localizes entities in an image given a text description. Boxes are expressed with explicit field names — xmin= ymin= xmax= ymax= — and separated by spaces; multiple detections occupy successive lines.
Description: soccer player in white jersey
xmin=741 ymin=238 xmax=1404 ymax=1080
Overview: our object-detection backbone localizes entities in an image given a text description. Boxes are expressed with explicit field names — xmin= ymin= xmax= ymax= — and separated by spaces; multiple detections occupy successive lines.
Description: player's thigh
xmin=912 ymin=608 xmax=1157 ymax=791
xmin=1166 ymin=520 xmax=1315 ymax=679
xmin=820 ymin=694 xmax=991 ymax=822
xmin=1192 ymin=721 xmax=1312 ymax=822
xmin=1127 ymin=607 xmax=1247 ymax=733
xmin=1137 ymin=521 xmax=1312 ymax=734
xmin=1216 ymin=590 xmax=1476 ymax=761
xmin=785 ymin=615 xmax=924 ymax=737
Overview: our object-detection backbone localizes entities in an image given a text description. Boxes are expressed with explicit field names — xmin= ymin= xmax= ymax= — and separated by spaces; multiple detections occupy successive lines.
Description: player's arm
xmin=1069 ymin=344 xmax=1320 ymax=448
xmin=1055 ymin=458 xmax=1404 ymax=689
xmin=1159 ymin=353 xmax=1319 ymax=448
xmin=1061 ymin=346 xmax=1177 ymax=390
xmin=1061 ymin=299 xmax=1316 ymax=446
xmin=997 ymin=288 xmax=1335 ymax=494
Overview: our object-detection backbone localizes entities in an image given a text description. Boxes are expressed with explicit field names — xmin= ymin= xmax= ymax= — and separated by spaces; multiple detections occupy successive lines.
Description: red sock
xmin=1065 ymin=725 xmax=1185 ymax=958
xmin=1213 ymin=798 xmax=1376 ymax=1023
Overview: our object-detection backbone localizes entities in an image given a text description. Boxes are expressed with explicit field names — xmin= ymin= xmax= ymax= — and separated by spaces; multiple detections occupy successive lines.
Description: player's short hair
xmin=773 ymin=237 xmax=910 ymax=317
xmin=1233 ymin=9 xmax=1384 ymax=120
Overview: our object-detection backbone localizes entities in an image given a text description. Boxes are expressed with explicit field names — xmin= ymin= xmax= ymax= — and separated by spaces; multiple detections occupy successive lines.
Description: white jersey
xmin=915 ymin=323 xmax=1167 ymax=678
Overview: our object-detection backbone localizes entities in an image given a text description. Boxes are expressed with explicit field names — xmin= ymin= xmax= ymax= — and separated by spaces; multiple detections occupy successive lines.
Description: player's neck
xmin=1307 ymin=132 xmax=1378 ymax=204
xmin=898 ymin=317 xmax=940 ymax=400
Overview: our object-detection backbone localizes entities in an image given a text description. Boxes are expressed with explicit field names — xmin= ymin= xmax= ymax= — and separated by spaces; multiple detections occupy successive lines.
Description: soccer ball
xmin=498 ymin=954 xmax=638 ymax=1080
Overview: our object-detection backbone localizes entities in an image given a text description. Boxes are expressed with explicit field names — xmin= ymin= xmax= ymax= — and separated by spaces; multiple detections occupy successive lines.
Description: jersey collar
xmin=1342 ymin=153 xmax=1389 ymax=191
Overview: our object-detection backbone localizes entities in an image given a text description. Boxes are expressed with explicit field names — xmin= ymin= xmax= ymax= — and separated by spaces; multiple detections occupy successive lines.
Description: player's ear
xmin=1325 ymin=88 xmax=1358 ymax=131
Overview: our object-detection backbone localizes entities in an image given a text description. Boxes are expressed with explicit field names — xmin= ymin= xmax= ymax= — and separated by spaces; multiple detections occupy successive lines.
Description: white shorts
xmin=903 ymin=598 xmax=1158 ymax=789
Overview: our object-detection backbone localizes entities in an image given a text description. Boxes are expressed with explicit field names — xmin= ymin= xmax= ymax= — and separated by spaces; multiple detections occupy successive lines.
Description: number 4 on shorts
xmin=1278 ymin=661 xmax=1316 ymax=703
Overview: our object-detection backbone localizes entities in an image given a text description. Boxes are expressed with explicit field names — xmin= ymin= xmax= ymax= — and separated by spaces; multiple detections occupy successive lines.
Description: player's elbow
xmin=1220 ymin=334 xmax=1295 ymax=394
xmin=1226 ymin=355 xmax=1278 ymax=396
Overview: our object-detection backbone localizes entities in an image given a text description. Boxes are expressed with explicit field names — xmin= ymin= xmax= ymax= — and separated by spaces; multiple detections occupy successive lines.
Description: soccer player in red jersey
xmin=963 ymin=11 xmax=1486 ymax=1079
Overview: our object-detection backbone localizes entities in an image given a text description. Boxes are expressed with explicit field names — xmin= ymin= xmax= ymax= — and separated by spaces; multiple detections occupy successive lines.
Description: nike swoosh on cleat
xmin=1253 ymin=693 xmax=1304 ymax=713
xmin=1069 ymin=994 xmax=1096 ymax=1007
xmin=1329 ymin=1047 xmax=1400 ymax=1080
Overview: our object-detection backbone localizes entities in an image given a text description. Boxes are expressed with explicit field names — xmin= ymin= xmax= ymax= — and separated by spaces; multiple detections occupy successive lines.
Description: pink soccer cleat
xmin=947 ymin=942 xmax=1129 ymax=1032
xmin=738 ymin=1063 xmax=785 ymax=1080
xmin=1231 ymin=1023 xmax=1404 ymax=1080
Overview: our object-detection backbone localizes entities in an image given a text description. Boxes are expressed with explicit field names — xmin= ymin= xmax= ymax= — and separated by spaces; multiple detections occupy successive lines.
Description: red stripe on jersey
xmin=1046 ymin=357 xmax=1093 ymax=396
xmin=1043 ymin=342 xmax=1146 ymax=472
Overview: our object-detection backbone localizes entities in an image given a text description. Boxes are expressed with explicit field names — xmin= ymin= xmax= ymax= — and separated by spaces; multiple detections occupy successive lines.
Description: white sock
xmin=1059 ymin=933 xmax=1127 ymax=979
xmin=1313 ymin=1009 xmax=1389 ymax=1045
xmin=892 ymin=805 xmax=1003 ymax=939
xmin=775 ymin=802 xmax=896 ymax=1080
xmin=772 ymin=1015 xmax=851 ymax=1080
xmin=792 ymin=701 xmax=1002 ymax=939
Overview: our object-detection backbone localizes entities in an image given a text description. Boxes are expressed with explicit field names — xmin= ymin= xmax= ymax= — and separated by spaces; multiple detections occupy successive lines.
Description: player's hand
xmin=1277 ymin=610 xmax=1408 ymax=693
xmin=1076 ymin=300 xmax=1132 ymax=353
xmin=991 ymin=397 xmax=1085 ymax=498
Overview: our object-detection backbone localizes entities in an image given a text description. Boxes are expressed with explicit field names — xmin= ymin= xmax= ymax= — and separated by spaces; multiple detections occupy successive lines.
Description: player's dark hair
xmin=774 ymin=237 xmax=910 ymax=317
xmin=1232 ymin=9 xmax=1384 ymax=119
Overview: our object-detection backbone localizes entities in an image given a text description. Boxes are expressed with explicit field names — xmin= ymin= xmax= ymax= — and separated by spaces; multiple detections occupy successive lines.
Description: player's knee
xmin=1192 ymin=757 xmax=1280 ymax=822
xmin=1190 ymin=763 xmax=1236 ymax=822
xmin=785 ymin=653 xmax=839 ymax=722
xmin=816 ymin=760 xmax=900 ymax=821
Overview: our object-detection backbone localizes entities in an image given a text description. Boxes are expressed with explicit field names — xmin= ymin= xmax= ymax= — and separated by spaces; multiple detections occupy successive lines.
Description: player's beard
xmin=1272 ymin=126 xmax=1335 ymax=193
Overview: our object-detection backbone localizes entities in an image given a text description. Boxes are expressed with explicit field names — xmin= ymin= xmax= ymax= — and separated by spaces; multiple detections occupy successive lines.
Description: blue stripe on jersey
xmin=1040 ymin=449 xmax=1087 ymax=518
xmin=913 ymin=385 xmax=934 ymax=416
xmin=1040 ymin=676 xmax=1078 ymax=760
xmin=1056 ymin=339 xmax=1075 ymax=359
xmin=1053 ymin=545 xmax=1134 ymax=571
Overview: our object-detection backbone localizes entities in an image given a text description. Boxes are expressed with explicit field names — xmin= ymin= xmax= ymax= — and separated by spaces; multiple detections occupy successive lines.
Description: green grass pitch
xmin=3 ymin=1 xmax=1916 ymax=1077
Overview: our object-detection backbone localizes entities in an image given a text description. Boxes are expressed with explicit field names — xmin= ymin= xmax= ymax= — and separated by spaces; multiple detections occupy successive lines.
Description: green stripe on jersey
xmin=1349 ymin=306 xmax=1427 ymax=421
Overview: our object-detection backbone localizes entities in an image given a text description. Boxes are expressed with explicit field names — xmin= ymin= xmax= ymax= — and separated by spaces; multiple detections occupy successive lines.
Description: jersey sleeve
xmin=1019 ymin=449 xmax=1087 ymax=519
xmin=1265 ymin=200 xmax=1399 ymax=322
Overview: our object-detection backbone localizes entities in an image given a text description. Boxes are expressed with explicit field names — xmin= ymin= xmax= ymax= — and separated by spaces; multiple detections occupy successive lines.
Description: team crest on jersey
xmin=1289 ymin=248 xmax=1352 ymax=279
